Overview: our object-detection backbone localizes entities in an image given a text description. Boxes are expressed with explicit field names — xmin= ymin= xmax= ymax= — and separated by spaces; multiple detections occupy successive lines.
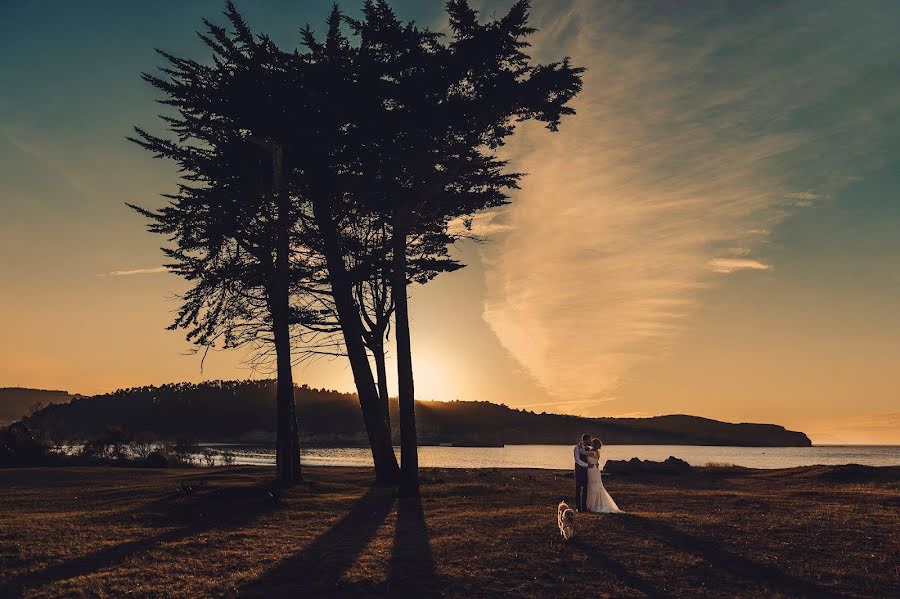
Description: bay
xmin=201 ymin=443 xmax=900 ymax=469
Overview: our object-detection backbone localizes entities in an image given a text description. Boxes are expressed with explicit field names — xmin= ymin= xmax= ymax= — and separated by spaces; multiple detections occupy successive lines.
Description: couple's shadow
xmin=238 ymin=487 xmax=440 ymax=597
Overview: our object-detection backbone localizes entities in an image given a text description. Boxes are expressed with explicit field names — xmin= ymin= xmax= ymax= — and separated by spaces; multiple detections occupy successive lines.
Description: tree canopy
xmin=130 ymin=0 xmax=584 ymax=490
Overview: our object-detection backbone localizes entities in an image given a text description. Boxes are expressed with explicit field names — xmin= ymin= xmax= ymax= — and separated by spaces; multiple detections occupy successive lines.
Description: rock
xmin=604 ymin=456 xmax=693 ymax=475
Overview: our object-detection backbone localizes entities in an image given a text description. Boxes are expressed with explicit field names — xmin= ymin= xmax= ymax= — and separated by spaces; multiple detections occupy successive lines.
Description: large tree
xmin=349 ymin=0 xmax=584 ymax=496
xmin=130 ymin=1 xmax=582 ymax=495
xmin=129 ymin=4 xmax=317 ymax=484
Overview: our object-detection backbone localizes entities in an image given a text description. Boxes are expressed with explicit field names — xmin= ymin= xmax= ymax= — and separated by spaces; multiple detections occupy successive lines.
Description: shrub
xmin=132 ymin=431 xmax=158 ymax=460
xmin=81 ymin=426 xmax=131 ymax=462
xmin=171 ymin=436 xmax=200 ymax=465
xmin=705 ymin=461 xmax=735 ymax=469
xmin=200 ymin=448 xmax=216 ymax=467
xmin=220 ymin=449 xmax=236 ymax=466
xmin=144 ymin=449 xmax=181 ymax=468
xmin=0 ymin=422 xmax=54 ymax=467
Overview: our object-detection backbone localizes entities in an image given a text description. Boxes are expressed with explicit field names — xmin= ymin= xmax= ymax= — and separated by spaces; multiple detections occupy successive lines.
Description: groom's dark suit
xmin=574 ymin=443 xmax=589 ymax=511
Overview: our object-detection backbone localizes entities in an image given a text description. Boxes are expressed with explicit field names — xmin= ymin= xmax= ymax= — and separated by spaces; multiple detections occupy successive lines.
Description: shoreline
xmin=12 ymin=462 xmax=900 ymax=475
xmin=209 ymin=443 xmax=900 ymax=470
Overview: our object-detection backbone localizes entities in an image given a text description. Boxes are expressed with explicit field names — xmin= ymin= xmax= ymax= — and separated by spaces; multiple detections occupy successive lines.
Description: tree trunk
xmin=312 ymin=199 xmax=400 ymax=485
xmin=270 ymin=145 xmax=301 ymax=484
xmin=272 ymin=304 xmax=301 ymax=484
xmin=392 ymin=211 xmax=419 ymax=498
xmin=371 ymin=337 xmax=392 ymax=434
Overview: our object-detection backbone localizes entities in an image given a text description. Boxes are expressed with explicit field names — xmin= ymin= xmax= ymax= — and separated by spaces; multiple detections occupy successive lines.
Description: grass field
xmin=0 ymin=464 xmax=897 ymax=598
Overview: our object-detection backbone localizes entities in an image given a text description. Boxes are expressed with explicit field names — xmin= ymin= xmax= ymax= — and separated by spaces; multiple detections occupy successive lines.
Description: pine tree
xmin=348 ymin=0 xmax=584 ymax=497
xmin=128 ymin=2 xmax=315 ymax=484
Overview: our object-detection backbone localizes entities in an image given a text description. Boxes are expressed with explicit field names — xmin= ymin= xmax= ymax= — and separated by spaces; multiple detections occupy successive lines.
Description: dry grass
xmin=0 ymin=464 xmax=898 ymax=598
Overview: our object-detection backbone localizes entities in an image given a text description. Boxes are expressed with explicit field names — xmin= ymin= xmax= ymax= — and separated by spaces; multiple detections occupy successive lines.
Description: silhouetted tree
xmin=129 ymin=1 xmax=581 ymax=495
xmin=295 ymin=8 xmax=473 ymax=482
xmin=132 ymin=431 xmax=157 ymax=461
xmin=81 ymin=425 xmax=131 ymax=462
xmin=0 ymin=421 xmax=53 ymax=467
xmin=348 ymin=0 xmax=584 ymax=496
xmin=129 ymin=3 xmax=316 ymax=484
xmin=292 ymin=11 xmax=402 ymax=483
xmin=350 ymin=216 xmax=461 ymax=434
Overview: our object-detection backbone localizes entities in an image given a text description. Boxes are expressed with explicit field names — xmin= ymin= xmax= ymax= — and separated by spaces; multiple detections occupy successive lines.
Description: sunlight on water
xmin=200 ymin=444 xmax=900 ymax=469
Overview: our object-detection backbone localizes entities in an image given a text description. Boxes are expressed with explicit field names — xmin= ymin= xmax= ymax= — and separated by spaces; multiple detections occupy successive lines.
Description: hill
xmin=21 ymin=380 xmax=811 ymax=447
xmin=0 ymin=388 xmax=73 ymax=426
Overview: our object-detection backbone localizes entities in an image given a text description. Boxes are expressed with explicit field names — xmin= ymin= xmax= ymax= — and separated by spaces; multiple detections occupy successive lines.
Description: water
xmin=200 ymin=443 xmax=900 ymax=470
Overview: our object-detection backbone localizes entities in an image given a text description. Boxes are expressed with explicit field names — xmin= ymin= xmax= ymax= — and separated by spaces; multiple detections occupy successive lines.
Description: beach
xmin=1 ymin=465 xmax=897 ymax=597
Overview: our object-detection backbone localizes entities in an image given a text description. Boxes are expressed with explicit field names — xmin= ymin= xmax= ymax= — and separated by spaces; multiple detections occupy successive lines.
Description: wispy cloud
xmin=475 ymin=0 xmax=894 ymax=408
xmin=97 ymin=267 xmax=167 ymax=278
xmin=707 ymin=258 xmax=771 ymax=274
xmin=785 ymin=191 xmax=820 ymax=208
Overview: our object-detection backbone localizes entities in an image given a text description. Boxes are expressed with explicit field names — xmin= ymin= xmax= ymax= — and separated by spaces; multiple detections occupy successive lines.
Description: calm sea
xmin=201 ymin=443 xmax=900 ymax=470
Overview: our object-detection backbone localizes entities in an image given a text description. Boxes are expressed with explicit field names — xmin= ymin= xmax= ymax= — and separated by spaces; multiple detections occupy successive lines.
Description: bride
xmin=586 ymin=438 xmax=623 ymax=513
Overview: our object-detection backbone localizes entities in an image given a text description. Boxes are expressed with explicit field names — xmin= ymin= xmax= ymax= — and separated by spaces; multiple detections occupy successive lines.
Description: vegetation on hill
xmin=21 ymin=380 xmax=811 ymax=447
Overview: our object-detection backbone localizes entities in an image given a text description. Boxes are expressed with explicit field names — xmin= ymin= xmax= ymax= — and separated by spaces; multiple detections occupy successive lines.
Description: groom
xmin=573 ymin=433 xmax=591 ymax=511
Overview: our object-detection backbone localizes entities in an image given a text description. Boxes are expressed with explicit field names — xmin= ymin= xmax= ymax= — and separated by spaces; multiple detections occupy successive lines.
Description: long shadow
xmin=0 ymin=482 xmax=279 ymax=598
xmin=238 ymin=486 xmax=396 ymax=598
xmin=0 ymin=527 xmax=193 ymax=598
xmin=570 ymin=536 xmax=671 ymax=599
xmin=387 ymin=497 xmax=441 ymax=597
xmin=620 ymin=515 xmax=848 ymax=598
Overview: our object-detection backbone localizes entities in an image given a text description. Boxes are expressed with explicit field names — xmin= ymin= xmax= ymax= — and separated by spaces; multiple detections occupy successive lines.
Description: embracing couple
xmin=574 ymin=433 xmax=622 ymax=513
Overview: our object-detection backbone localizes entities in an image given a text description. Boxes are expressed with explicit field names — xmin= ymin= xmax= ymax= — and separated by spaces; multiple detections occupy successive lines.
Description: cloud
xmin=474 ymin=0 xmax=894 ymax=407
xmin=98 ymin=267 xmax=167 ymax=278
xmin=786 ymin=191 xmax=819 ymax=201
xmin=707 ymin=258 xmax=771 ymax=274
xmin=785 ymin=191 xmax=820 ymax=208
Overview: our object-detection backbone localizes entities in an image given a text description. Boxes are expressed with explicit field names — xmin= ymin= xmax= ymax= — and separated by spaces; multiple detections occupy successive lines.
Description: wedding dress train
xmin=586 ymin=453 xmax=622 ymax=513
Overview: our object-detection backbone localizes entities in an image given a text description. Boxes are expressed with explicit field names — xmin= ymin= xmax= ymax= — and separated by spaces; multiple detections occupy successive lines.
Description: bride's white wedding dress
xmin=587 ymin=452 xmax=622 ymax=513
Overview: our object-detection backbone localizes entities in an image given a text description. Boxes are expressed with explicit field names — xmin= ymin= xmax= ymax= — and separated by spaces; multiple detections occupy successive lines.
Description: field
xmin=0 ymin=464 xmax=898 ymax=598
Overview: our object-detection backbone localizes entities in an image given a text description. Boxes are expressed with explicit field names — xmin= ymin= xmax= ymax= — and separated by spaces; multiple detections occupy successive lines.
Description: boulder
xmin=604 ymin=456 xmax=693 ymax=475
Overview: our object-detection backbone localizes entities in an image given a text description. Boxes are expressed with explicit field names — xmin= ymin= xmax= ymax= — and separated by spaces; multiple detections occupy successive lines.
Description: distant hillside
xmin=0 ymin=388 xmax=73 ymax=426
xmin=21 ymin=380 xmax=811 ymax=447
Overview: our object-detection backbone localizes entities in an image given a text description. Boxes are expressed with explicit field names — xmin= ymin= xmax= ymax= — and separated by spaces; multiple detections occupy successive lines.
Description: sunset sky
xmin=2 ymin=1 xmax=898 ymax=444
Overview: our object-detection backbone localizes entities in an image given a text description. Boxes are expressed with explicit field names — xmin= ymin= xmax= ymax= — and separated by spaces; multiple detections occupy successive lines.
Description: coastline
xmin=204 ymin=443 xmax=900 ymax=470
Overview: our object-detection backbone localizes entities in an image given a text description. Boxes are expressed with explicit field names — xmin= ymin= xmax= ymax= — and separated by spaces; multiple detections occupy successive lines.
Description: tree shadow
xmin=0 ymin=482 xmax=279 ymax=598
xmin=570 ymin=535 xmax=671 ymax=599
xmin=0 ymin=527 xmax=192 ymax=598
xmin=387 ymin=497 xmax=441 ymax=597
xmin=135 ymin=480 xmax=279 ymax=528
xmin=238 ymin=486 xmax=396 ymax=597
xmin=620 ymin=515 xmax=848 ymax=598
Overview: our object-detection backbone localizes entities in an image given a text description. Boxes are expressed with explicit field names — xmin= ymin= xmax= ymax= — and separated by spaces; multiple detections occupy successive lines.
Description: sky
xmin=1 ymin=1 xmax=899 ymax=444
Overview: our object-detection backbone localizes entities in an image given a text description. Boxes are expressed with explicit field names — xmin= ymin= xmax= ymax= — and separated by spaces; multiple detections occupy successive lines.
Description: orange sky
xmin=2 ymin=0 xmax=899 ymax=444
